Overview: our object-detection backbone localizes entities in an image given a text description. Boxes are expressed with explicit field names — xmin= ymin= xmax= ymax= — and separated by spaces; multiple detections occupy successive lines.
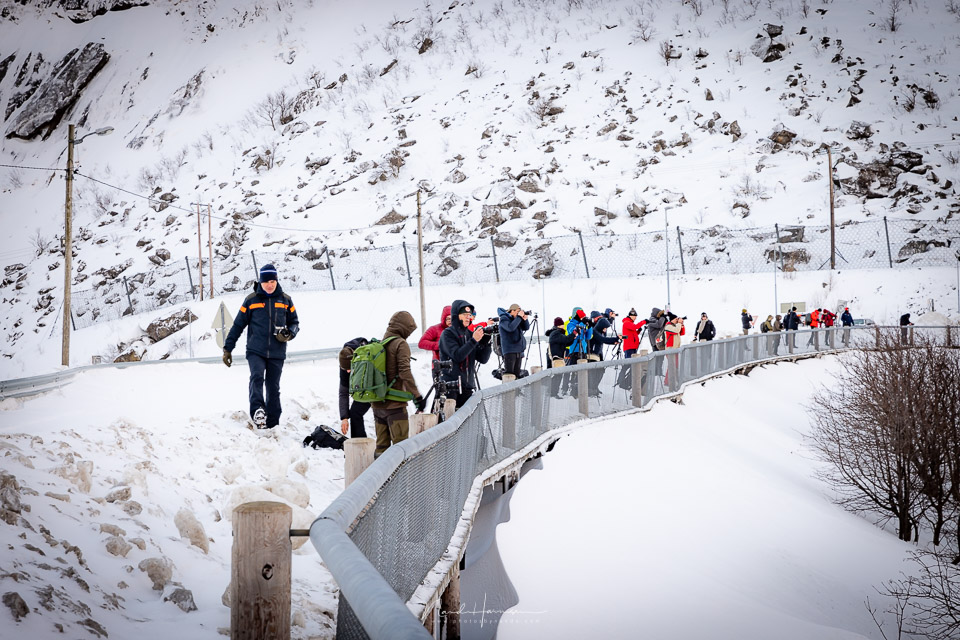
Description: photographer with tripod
xmin=439 ymin=299 xmax=493 ymax=408
xmin=498 ymin=303 xmax=531 ymax=379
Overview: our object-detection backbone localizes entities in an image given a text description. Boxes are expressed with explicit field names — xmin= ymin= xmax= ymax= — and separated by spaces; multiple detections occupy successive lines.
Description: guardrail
xmin=310 ymin=325 xmax=955 ymax=639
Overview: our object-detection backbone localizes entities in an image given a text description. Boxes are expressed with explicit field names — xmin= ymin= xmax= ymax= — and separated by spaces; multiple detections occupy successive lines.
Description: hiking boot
xmin=252 ymin=407 xmax=267 ymax=429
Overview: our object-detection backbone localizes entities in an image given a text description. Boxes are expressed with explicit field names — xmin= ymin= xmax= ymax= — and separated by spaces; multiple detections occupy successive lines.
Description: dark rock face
xmin=0 ymin=53 xmax=16 ymax=87
xmin=839 ymin=151 xmax=924 ymax=199
xmin=5 ymin=43 xmax=110 ymax=140
xmin=145 ymin=309 xmax=198 ymax=343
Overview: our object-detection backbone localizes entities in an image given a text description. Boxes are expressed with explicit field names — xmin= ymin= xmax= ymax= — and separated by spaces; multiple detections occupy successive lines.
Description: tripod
xmin=522 ymin=314 xmax=542 ymax=374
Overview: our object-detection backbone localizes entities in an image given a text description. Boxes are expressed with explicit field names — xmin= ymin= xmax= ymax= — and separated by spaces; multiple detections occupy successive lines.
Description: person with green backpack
xmin=351 ymin=310 xmax=425 ymax=457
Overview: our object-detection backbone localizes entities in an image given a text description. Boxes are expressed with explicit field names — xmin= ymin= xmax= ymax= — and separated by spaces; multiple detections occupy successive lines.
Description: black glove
xmin=414 ymin=396 xmax=427 ymax=412
xmin=276 ymin=328 xmax=293 ymax=342
xmin=222 ymin=350 xmax=232 ymax=367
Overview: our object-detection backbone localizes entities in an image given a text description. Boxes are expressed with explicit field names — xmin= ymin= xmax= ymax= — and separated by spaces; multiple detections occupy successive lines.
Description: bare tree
xmin=254 ymin=90 xmax=295 ymax=131
xmin=887 ymin=0 xmax=904 ymax=32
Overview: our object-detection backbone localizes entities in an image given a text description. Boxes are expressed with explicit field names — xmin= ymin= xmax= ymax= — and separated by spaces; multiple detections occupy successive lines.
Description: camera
xmin=432 ymin=359 xmax=453 ymax=375
xmin=468 ymin=321 xmax=499 ymax=335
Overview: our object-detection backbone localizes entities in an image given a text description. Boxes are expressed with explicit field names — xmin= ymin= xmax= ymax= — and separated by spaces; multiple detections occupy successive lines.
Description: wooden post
xmin=667 ymin=351 xmax=679 ymax=392
xmin=530 ymin=365 xmax=542 ymax=374
xmin=344 ymin=438 xmax=375 ymax=488
xmin=424 ymin=604 xmax=435 ymax=636
xmin=827 ymin=146 xmax=836 ymax=270
xmin=443 ymin=398 xmax=458 ymax=421
xmin=62 ymin=124 xmax=75 ymax=367
xmin=196 ymin=204 xmax=204 ymax=301
xmin=417 ymin=190 xmax=427 ymax=332
xmin=947 ymin=326 xmax=952 ymax=348
xmin=207 ymin=204 xmax=214 ymax=298
xmin=441 ymin=566 xmax=461 ymax=640
xmin=502 ymin=373 xmax=517 ymax=450
xmin=231 ymin=501 xmax=291 ymax=640
xmin=410 ymin=413 xmax=439 ymax=437
xmin=577 ymin=359 xmax=588 ymax=417
xmin=530 ymin=372 xmax=544 ymax=434
xmin=875 ymin=325 xmax=881 ymax=347
xmin=631 ymin=352 xmax=644 ymax=408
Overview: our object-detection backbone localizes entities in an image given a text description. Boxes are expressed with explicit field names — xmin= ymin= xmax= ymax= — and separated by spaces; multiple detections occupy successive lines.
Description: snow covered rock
xmin=164 ymin=587 xmax=198 ymax=613
xmin=174 ymin=508 xmax=209 ymax=554
xmin=2 ymin=592 xmax=28 ymax=621
xmin=138 ymin=557 xmax=174 ymax=591
xmin=55 ymin=454 xmax=93 ymax=493
xmin=5 ymin=43 xmax=110 ymax=140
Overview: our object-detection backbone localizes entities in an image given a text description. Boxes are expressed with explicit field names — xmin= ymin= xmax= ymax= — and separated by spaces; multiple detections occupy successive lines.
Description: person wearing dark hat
xmin=783 ymin=306 xmax=800 ymax=351
xmin=841 ymin=307 xmax=854 ymax=346
xmin=546 ymin=316 xmax=577 ymax=397
xmin=899 ymin=312 xmax=913 ymax=344
xmin=498 ymin=303 xmax=530 ymax=379
xmin=223 ymin=263 xmax=300 ymax=429
xmin=439 ymin=299 xmax=493 ymax=408
xmin=338 ymin=337 xmax=371 ymax=437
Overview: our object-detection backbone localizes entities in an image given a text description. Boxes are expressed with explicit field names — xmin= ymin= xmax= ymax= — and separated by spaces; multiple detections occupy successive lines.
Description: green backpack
xmin=349 ymin=337 xmax=415 ymax=403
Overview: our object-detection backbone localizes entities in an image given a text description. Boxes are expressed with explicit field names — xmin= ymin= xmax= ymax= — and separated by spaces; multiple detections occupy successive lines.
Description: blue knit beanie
xmin=259 ymin=263 xmax=278 ymax=282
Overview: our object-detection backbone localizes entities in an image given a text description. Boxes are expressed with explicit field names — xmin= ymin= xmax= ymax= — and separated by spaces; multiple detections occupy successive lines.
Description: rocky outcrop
xmin=5 ymin=43 xmax=110 ymax=140
xmin=838 ymin=150 xmax=924 ymax=199
xmin=145 ymin=309 xmax=198 ymax=343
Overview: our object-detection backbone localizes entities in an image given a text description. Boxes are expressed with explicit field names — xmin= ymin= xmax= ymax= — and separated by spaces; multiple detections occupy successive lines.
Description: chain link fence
xmin=68 ymin=217 xmax=959 ymax=330
xmin=312 ymin=326 xmax=956 ymax=640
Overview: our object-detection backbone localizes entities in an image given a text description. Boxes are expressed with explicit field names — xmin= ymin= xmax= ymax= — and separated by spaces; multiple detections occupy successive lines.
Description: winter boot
xmin=252 ymin=407 xmax=267 ymax=429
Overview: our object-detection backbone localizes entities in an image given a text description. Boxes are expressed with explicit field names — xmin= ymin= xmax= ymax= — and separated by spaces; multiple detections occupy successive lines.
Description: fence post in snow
xmin=326 ymin=250 xmax=336 ymax=291
xmin=231 ymin=502 xmax=291 ymax=640
xmin=577 ymin=359 xmax=589 ymax=417
xmin=577 ymin=231 xmax=590 ymax=278
xmin=185 ymin=256 xmax=196 ymax=299
xmin=676 ymin=226 xmax=686 ymax=275
xmin=250 ymin=250 xmax=258 ymax=281
xmin=122 ymin=276 xmax=134 ymax=313
xmin=490 ymin=237 xmax=500 ymax=283
xmin=402 ymin=242 xmax=413 ymax=287
xmin=501 ymin=373 xmax=517 ymax=449
xmin=883 ymin=217 xmax=893 ymax=268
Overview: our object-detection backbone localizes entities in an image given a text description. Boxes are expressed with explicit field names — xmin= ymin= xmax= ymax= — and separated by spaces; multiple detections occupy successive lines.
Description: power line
xmin=0 ymin=163 xmax=64 ymax=172
xmin=74 ymin=171 xmax=384 ymax=235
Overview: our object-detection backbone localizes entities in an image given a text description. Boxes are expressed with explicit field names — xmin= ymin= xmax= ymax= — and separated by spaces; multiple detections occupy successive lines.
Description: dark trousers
xmin=348 ymin=401 xmax=371 ymax=438
xmin=247 ymin=353 xmax=284 ymax=427
xmin=503 ymin=352 xmax=523 ymax=378
xmin=453 ymin=387 xmax=474 ymax=409
xmin=372 ymin=405 xmax=409 ymax=457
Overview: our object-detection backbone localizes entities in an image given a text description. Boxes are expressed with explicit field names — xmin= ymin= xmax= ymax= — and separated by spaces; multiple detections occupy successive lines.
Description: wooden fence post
xmin=231 ymin=502 xmax=291 ymax=640
xmin=344 ymin=438 xmax=375 ymax=488
xmin=410 ymin=413 xmax=439 ymax=437
xmin=441 ymin=565 xmax=461 ymax=640
xmin=444 ymin=398 xmax=458 ymax=421
xmin=502 ymin=374 xmax=517 ymax=449
xmin=631 ymin=352 xmax=644 ymax=408
xmin=577 ymin=359 xmax=588 ymax=417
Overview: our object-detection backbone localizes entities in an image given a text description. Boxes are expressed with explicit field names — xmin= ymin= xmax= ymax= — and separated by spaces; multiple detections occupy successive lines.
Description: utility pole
xmin=62 ymin=124 xmax=75 ymax=367
xmin=827 ymin=146 xmax=836 ymax=269
xmin=664 ymin=207 xmax=671 ymax=311
xmin=773 ymin=244 xmax=779 ymax=314
xmin=196 ymin=203 xmax=204 ymax=301
xmin=61 ymin=123 xmax=112 ymax=367
xmin=207 ymin=204 xmax=214 ymax=298
xmin=417 ymin=190 xmax=426 ymax=331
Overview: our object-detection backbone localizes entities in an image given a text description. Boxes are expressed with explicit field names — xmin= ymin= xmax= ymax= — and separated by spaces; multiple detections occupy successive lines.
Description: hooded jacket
xmin=497 ymin=307 xmax=529 ymax=355
xmin=565 ymin=307 xmax=592 ymax=356
xmin=589 ymin=311 xmax=619 ymax=358
xmin=224 ymin=282 xmax=299 ymax=359
xmin=647 ymin=308 xmax=667 ymax=350
xmin=694 ymin=317 xmax=716 ymax=341
xmin=418 ymin=305 xmax=452 ymax=360
xmin=438 ymin=299 xmax=492 ymax=393
xmin=784 ymin=310 xmax=800 ymax=331
xmin=372 ymin=311 xmax=421 ymax=411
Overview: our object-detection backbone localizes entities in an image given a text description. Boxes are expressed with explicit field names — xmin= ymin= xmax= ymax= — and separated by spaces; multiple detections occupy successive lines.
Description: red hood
xmin=440 ymin=305 xmax=452 ymax=325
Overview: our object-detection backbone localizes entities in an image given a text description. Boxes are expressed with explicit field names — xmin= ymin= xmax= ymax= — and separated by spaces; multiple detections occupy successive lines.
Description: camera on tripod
xmin=431 ymin=360 xmax=459 ymax=397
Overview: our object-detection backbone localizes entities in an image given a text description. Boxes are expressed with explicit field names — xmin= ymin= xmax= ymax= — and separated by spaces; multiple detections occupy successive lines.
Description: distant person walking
xmin=741 ymin=309 xmax=754 ymax=335
xmin=693 ymin=312 xmax=716 ymax=342
xmin=900 ymin=312 xmax=913 ymax=344
xmin=222 ymin=264 xmax=299 ymax=429
xmin=784 ymin=307 xmax=800 ymax=351
xmin=806 ymin=308 xmax=822 ymax=347
xmin=841 ymin=307 xmax=854 ymax=346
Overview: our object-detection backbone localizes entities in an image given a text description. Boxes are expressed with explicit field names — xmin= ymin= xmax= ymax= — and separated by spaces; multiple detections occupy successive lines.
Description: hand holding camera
xmin=275 ymin=326 xmax=293 ymax=342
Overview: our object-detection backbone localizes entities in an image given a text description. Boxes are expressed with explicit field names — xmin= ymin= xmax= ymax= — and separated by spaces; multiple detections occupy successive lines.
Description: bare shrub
xmin=945 ymin=150 xmax=959 ymax=166
xmin=810 ymin=333 xmax=960 ymax=547
xmin=632 ymin=17 xmax=656 ymax=42
xmin=31 ymin=228 xmax=52 ymax=255
xmin=254 ymin=90 xmax=295 ymax=131
xmin=887 ymin=0 xmax=904 ymax=32
xmin=658 ymin=40 xmax=673 ymax=65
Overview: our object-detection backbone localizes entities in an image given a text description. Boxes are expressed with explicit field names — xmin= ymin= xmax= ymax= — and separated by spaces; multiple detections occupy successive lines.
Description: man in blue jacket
xmin=498 ymin=303 xmax=530 ymax=379
xmin=223 ymin=264 xmax=299 ymax=429
xmin=840 ymin=307 xmax=854 ymax=346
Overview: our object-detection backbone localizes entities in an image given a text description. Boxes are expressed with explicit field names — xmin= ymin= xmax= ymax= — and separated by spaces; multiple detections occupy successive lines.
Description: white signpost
xmin=212 ymin=302 xmax=233 ymax=349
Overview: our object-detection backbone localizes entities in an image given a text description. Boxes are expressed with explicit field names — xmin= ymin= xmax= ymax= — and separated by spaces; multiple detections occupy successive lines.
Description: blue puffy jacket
xmin=565 ymin=307 xmax=592 ymax=357
xmin=497 ymin=308 xmax=529 ymax=355
xmin=224 ymin=283 xmax=300 ymax=359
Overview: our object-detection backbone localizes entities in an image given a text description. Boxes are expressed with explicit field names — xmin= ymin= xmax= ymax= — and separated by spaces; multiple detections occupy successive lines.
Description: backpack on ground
xmin=349 ymin=337 xmax=415 ymax=403
xmin=302 ymin=424 xmax=345 ymax=450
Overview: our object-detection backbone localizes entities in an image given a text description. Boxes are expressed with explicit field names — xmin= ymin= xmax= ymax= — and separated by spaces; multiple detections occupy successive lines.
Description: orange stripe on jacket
xmin=248 ymin=302 xmax=266 ymax=310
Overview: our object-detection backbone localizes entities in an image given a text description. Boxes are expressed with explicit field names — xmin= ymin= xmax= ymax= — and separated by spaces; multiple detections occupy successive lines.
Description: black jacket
xmin=224 ymin=282 xmax=299 ymax=359
xmin=841 ymin=310 xmax=854 ymax=326
xmin=589 ymin=315 xmax=619 ymax=358
xmin=546 ymin=327 xmax=576 ymax=365
xmin=439 ymin=299 xmax=492 ymax=393
xmin=695 ymin=319 xmax=716 ymax=341
xmin=900 ymin=313 xmax=912 ymax=326
xmin=784 ymin=311 xmax=800 ymax=331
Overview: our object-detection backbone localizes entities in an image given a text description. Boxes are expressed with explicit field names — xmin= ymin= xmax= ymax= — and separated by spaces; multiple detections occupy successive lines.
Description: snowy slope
xmin=0 ymin=0 xmax=958 ymax=375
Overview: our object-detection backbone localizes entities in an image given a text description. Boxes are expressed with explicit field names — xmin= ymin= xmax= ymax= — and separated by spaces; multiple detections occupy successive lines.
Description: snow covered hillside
xmin=1 ymin=0 xmax=959 ymax=375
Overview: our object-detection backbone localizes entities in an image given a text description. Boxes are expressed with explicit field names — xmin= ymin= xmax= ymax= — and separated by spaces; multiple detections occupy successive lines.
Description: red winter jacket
xmin=822 ymin=310 xmax=836 ymax=327
xmin=622 ymin=316 xmax=647 ymax=351
xmin=809 ymin=309 xmax=820 ymax=328
xmin=418 ymin=305 xmax=452 ymax=360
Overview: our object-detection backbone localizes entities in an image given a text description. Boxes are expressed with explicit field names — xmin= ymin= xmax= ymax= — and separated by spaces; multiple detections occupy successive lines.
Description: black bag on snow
xmin=302 ymin=425 xmax=346 ymax=450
